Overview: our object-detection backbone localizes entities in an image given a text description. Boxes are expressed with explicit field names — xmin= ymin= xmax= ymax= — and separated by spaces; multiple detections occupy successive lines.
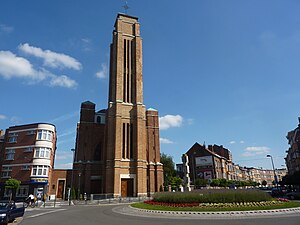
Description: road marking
xmin=28 ymin=209 xmax=67 ymax=218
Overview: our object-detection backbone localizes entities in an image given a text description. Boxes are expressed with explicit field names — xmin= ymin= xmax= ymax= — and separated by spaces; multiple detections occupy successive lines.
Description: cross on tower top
xmin=122 ymin=1 xmax=129 ymax=14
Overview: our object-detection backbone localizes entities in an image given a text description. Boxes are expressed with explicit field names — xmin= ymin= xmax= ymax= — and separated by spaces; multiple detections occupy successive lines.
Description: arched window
xmin=97 ymin=116 xmax=101 ymax=124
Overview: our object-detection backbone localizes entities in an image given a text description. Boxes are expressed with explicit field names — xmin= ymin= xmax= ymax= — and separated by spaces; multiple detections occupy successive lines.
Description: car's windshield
xmin=0 ymin=202 xmax=8 ymax=209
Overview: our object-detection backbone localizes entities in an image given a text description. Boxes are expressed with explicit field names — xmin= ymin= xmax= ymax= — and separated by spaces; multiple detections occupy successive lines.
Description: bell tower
xmin=105 ymin=14 xmax=149 ymax=197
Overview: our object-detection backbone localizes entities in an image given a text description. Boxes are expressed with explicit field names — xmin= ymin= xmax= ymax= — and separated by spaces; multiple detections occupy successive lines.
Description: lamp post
xmin=266 ymin=155 xmax=278 ymax=188
xmin=69 ymin=148 xmax=75 ymax=206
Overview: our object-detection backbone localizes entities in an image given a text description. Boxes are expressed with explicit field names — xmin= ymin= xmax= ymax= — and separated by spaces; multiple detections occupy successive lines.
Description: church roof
xmin=97 ymin=109 xmax=107 ymax=113
xmin=82 ymin=101 xmax=95 ymax=105
xmin=147 ymin=108 xmax=157 ymax=111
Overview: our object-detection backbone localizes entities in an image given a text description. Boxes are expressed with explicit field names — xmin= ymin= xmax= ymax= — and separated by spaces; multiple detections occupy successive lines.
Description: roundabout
xmin=113 ymin=204 xmax=300 ymax=220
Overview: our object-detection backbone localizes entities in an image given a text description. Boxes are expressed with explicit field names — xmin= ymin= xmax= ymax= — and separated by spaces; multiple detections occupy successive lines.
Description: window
xmin=26 ymin=130 xmax=35 ymax=135
xmin=97 ymin=116 xmax=101 ymax=124
xmin=2 ymin=166 xmax=12 ymax=178
xmin=31 ymin=165 xmax=49 ymax=177
xmin=21 ymin=165 xmax=30 ymax=170
xmin=9 ymin=136 xmax=17 ymax=143
xmin=24 ymin=147 xmax=33 ymax=152
xmin=34 ymin=147 xmax=51 ymax=158
xmin=37 ymin=130 xmax=53 ymax=141
xmin=5 ymin=149 xmax=15 ymax=160
xmin=17 ymin=185 xmax=29 ymax=197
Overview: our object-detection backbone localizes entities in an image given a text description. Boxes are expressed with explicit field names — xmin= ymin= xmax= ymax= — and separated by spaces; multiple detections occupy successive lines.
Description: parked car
xmin=286 ymin=191 xmax=300 ymax=200
xmin=0 ymin=200 xmax=25 ymax=225
xmin=271 ymin=187 xmax=284 ymax=197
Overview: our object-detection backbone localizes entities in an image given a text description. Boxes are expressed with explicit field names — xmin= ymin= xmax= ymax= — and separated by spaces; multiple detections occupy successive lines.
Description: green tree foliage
xmin=5 ymin=178 xmax=21 ymax=200
xmin=262 ymin=180 xmax=268 ymax=186
xmin=210 ymin=179 xmax=220 ymax=187
xmin=195 ymin=179 xmax=208 ymax=187
xmin=5 ymin=178 xmax=21 ymax=190
xmin=160 ymin=153 xmax=183 ymax=190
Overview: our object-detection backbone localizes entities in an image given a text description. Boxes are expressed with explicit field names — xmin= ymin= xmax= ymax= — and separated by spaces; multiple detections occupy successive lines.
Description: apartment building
xmin=285 ymin=118 xmax=300 ymax=176
xmin=0 ymin=123 xmax=56 ymax=199
xmin=183 ymin=143 xmax=233 ymax=184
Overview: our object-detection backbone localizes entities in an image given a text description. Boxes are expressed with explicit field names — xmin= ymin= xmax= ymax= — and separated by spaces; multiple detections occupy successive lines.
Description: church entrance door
xmin=121 ymin=178 xmax=133 ymax=197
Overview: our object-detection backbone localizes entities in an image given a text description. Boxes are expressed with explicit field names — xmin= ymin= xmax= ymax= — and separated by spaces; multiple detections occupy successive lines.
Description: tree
xmin=219 ymin=178 xmax=228 ymax=187
xmin=5 ymin=178 xmax=21 ymax=200
xmin=160 ymin=153 xmax=176 ymax=189
xmin=262 ymin=180 xmax=267 ymax=186
xmin=210 ymin=179 xmax=220 ymax=187
xmin=170 ymin=176 xmax=183 ymax=190
xmin=195 ymin=179 xmax=208 ymax=187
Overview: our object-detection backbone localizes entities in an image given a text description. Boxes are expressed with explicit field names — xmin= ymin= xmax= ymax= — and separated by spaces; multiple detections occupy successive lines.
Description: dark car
xmin=286 ymin=191 xmax=300 ymax=200
xmin=0 ymin=200 xmax=25 ymax=225
xmin=271 ymin=187 xmax=284 ymax=197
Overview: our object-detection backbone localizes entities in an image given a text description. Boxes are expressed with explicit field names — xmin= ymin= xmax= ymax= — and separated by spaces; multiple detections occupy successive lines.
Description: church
xmin=72 ymin=13 xmax=163 ymax=197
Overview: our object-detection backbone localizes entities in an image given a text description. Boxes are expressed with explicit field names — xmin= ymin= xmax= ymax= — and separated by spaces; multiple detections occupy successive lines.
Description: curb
xmin=10 ymin=217 xmax=23 ymax=225
xmin=113 ymin=205 xmax=300 ymax=219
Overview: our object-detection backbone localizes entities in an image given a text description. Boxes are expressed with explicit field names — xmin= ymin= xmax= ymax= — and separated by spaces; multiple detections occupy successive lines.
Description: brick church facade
xmin=72 ymin=14 xmax=163 ymax=197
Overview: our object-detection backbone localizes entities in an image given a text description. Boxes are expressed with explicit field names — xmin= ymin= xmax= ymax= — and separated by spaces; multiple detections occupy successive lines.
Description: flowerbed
xmin=144 ymin=200 xmax=199 ymax=208
xmin=144 ymin=199 xmax=288 ymax=208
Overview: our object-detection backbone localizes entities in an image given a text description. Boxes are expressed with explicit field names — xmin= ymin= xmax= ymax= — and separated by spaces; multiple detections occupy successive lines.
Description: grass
xmin=131 ymin=201 xmax=300 ymax=212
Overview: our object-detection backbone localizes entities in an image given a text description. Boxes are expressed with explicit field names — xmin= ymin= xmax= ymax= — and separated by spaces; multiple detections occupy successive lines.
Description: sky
xmin=0 ymin=0 xmax=299 ymax=170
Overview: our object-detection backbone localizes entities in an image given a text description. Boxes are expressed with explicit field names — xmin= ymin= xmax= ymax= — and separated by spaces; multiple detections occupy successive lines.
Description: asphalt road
xmin=20 ymin=204 xmax=300 ymax=225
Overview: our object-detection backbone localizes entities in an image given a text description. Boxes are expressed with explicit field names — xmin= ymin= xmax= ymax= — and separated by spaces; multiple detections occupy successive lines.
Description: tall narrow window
xmin=130 ymin=123 xmax=133 ymax=159
xmin=122 ymin=122 xmax=133 ymax=159
xmin=131 ymin=40 xmax=135 ymax=103
xmin=122 ymin=123 xmax=126 ymax=158
xmin=123 ymin=39 xmax=127 ymax=102
xmin=126 ymin=123 xmax=130 ymax=158
xmin=127 ymin=40 xmax=130 ymax=103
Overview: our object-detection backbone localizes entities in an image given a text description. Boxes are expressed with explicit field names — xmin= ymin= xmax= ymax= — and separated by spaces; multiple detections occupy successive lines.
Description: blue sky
xmin=0 ymin=0 xmax=299 ymax=170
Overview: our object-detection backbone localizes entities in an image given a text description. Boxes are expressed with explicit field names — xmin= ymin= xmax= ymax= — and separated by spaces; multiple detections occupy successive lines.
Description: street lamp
xmin=69 ymin=148 xmax=75 ymax=205
xmin=266 ymin=155 xmax=278 ymax=188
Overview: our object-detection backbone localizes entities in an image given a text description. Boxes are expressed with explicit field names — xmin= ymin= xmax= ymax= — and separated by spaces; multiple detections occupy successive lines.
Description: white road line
xmin=28 ymin=209 xmax=67 ymax=218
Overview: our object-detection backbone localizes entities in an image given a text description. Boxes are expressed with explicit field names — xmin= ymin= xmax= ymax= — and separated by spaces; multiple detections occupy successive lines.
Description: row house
xmin=0 ymin=123 xmax=56 ymax=199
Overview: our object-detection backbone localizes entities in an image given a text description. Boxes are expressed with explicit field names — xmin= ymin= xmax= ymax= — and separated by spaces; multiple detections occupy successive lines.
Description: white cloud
xmin=0 ymin=24 xmax=14 ymax=34
xmin=0 ymin=114 xmax=7 ymax=120
xmin=57 ymin=128 xmax=76 ymax=139
xmin=19 ymin=43 xmax=82 ymax=70
xmin=55 ymin=163 xmax=73 ymax=169
xmin=0 ymin=51 xmax=37 ymax=79
xmin=159 ymin=114 xmax=183 ymax=130
xmin=229 ymin=141 xmax=236 ymax=144
xmin=0 ymin=51 xmax=77 ymax=89
xmin=96 ymin=63 xmax=108 ymax=79
xmin=160 ymin=138 xmax=174 ymax=144
xmin=242 ymin=146 xmax=271 ymax=157
xmin=81 ymin=38 xmax=92 ymax=52
xmin=55 ymin=151 xmax=72 ymax=160
xmin=49 ymin=75 xmax=78 ymax=89
xmin=240 ymin=140 xmax=245 ymax=144
xmin=50 ymin=111 xmax=78 ymax=123
xmin=10 ymin=116 xmax=21 ymax=124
